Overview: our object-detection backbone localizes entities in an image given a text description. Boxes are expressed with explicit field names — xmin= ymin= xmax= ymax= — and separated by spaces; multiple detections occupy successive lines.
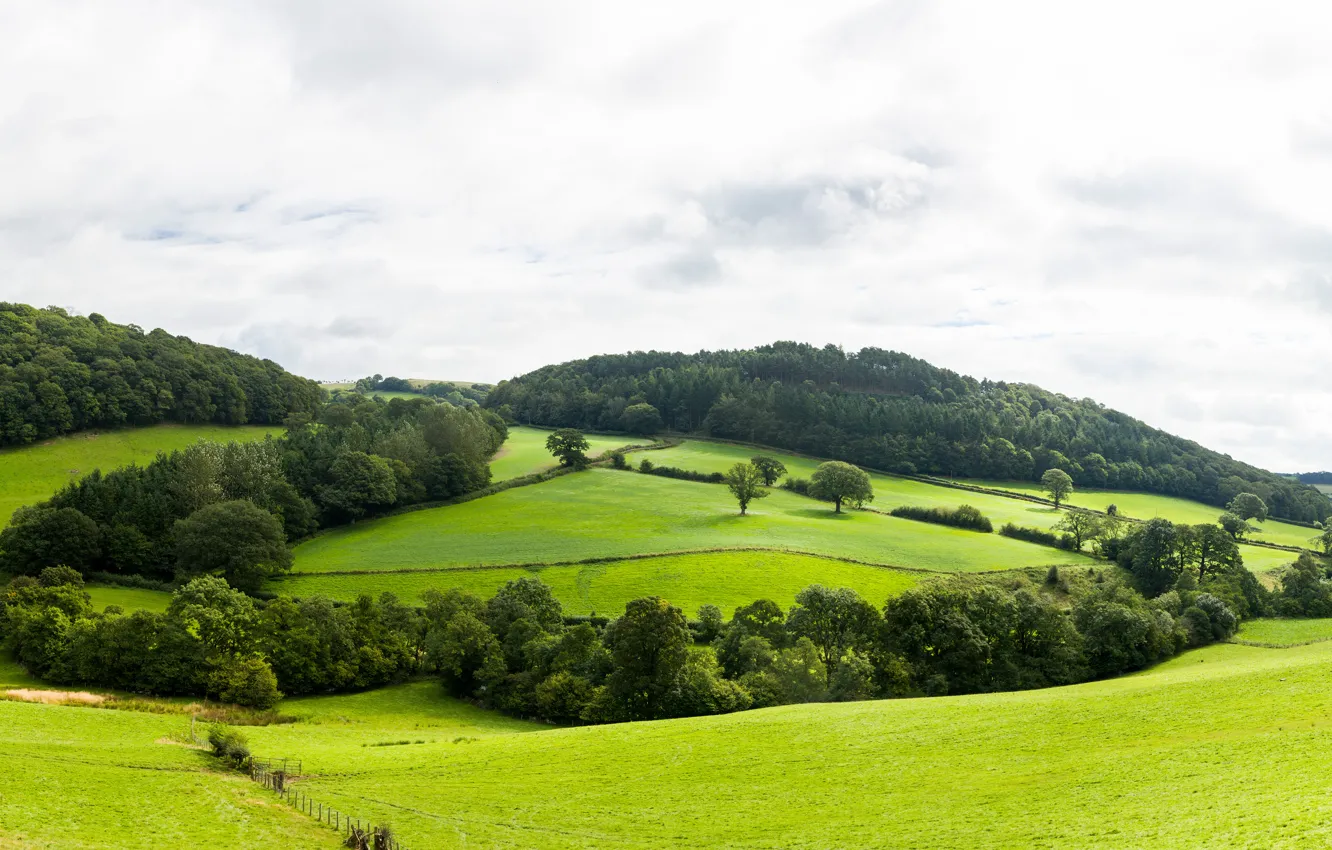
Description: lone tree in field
xmin=724 ymin=462 xmax=769 ymax=515
xmin=1041 ymin=468 xmax=1074 ymax=508
xmin=173 ymin=500 xmax=293 ymax=591
xmin=809 ymin=461 xmax=874 ymax=513
xmin=1227 ymin=492 xmax=1268 ymax=524
xmin=750 ymin=456 xmax=787 ymax=486
xmin=546 ymin=428 xmax=591 ymax=469
xmin=1054 ymin=509 xmax=1102 ymax=551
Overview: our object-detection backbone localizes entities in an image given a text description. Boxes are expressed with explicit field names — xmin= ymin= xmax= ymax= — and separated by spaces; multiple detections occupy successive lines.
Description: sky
xmin=3 ymin=1 xmax=1331 ymax=472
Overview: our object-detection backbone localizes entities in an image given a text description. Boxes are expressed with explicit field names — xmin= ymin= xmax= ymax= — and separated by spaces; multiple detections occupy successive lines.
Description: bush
xmin=999 ymin=523 xmax=1071 ymax=549
xmin=639 ymin=464 xmax=724 ymax=484
xmin=208 ymin=657 xmax=282 ymax=710
xmin=608 ymin=451 xmax=628 ymax=470
xmin=782 ymin=477 xmax=812 ymax=496
xmin=638 ymin=458 xmax=655 ymax=473
xmin=207 ymin=726 xmax=251 ymax=768
xmin=889 ymin=504 xmax=993 ymax=533
xmin=37 ymin=566 xmax=84 ymax=588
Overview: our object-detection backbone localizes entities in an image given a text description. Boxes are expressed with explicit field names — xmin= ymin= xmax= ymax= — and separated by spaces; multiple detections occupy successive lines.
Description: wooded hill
xmin=0 ymin=304 xmax=323 ymax=445
xmin=486 ymin=342 xmax=1330 ymax=524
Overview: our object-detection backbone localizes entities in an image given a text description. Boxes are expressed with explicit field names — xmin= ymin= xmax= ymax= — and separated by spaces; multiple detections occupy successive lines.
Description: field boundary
xmin=250 ymin=757 xmax=408 ymax=850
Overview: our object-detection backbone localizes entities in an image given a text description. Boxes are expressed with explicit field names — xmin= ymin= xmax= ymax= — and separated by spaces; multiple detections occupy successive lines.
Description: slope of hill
xmin=487 ymin=342 xmax=1330 ymax=524
xmin=290 ymin=469 xmax=1097 ymax=576
xmin=490 ymin=425 xmax=653 ymax=481
xmin=0 ymin=303 xmax=322 ymax=447
xmin=0 ymin=423 xmax=279 ymax=524
xmin=250 ymin=640 xmax=1332 ymax=849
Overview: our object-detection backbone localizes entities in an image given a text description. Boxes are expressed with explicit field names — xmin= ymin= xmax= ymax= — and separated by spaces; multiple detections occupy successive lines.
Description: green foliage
xmin=1053 ymin=509 xmax=1102 ymax=550
xmin=620 ymin=403 xmax=663 ymax=435
xmin=1274 ymin=554 xmax=1332 ymax=617
xmin=722 ymin=461 xmax=768 ymax=515
xmin=695 ymin=604 xmax=723 ymax=642
xmin=1040 ymin=468 xmax=1074 ymax=508
xmin=546 ymin=428 xmax=591 ymax=468
xmin=174 ymin=500 xmax=293 ymax=590
xmin=604 ymin=596 xmax=691 ymax=720
xmin=1227 ymin=492 xmax=1269 ymax=523
xmin=889 ymin=504 xmax=993 ymax=533
xmin=0 ymin=505 xmax=101 ymax=576
xmin=809 ymin=461 xmax=873 ymax=512
xmin=750 ymin=455 xmax=787 ymax=486
xmin=209 ymin=656 xmax=282 ymax=709
xmin=0 ymin=303 xmax=321 ymax=447
xmin=317 ymin=450 xmax=398 ymax=520
xmin=207 ymin=726 xmax=251 ymax=768
xmin=785 ymin=585 xmax=878 ymax=671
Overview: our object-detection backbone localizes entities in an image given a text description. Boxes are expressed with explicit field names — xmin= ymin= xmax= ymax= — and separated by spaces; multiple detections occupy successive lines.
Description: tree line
xmin=0 ymin=396 xmax=506 ymax=588
xmin=485 ymin=342 xmax=1330 ymax=524
xmin=0 ymin=303 xmax=323 ymax=446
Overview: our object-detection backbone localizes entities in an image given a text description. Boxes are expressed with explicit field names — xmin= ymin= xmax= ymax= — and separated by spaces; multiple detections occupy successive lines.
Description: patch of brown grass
xmin=4 ymin=688 xmax=106 ymax=706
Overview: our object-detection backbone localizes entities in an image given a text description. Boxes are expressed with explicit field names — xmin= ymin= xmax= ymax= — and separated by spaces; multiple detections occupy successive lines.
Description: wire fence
xmin=250 ymin=758 xmax=408 ymax=850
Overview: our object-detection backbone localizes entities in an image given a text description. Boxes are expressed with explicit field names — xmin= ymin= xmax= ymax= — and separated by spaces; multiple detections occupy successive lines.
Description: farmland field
xmin=0 ymin=699 xmax=340 ymax=848
xmin=490 ymin=426 xmax=654 ymax=481
xmin=957 ymin=478 xmax=1318 ymax=550
xmin=291 ymin=469 xmax=1097 ymax=576
xmin=86 ymin=584 xmax=172 ymax=613
xmin=273 ymin=550 xmax=922 ymax=616
xmin=1233 ymin=618 xmax=1332 ymax=646
xmin=0 ymin=424 xmax=279 ymax=525
xmin=267 ymin=640 xmax=1332 ymax=849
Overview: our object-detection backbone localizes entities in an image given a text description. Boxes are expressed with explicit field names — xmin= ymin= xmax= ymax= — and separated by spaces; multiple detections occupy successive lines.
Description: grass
xmin=268 ymin=640 xmax=1332 ymax=849
xmin=290 ymin=469 xmax=1097 ymax=577
xmin=273 ymin=551 xmax=922 ymax=617
xmin=489 ymin=426 xmax=654 ymax=481
xmin=86 ymin=584 xmax=172 ymax=613
xmin=0 ymin=698 xmax=341 ymax=848
xmin=0 ymin=424 xmax=279 ymax=526
xmin=1233 ymin=618 xmax=1332 ymax=646
xmin=958 ymin=478 xmax=1319 ymax=550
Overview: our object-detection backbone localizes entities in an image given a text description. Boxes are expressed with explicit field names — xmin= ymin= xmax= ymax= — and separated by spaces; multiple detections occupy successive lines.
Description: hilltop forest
xmin=487 ymin=342 xmax=1330 ymax=524
xmin=0 ymin=304 xmax=323 ymax=446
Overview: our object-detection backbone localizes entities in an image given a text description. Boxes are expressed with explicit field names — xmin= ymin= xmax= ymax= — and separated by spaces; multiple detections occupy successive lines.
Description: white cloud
xmin=3 ymin=0 xmax=1332 ymax=470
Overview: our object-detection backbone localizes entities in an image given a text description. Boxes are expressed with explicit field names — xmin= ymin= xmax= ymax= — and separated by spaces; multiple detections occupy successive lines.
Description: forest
xmin=0 ymin=304 xmax=323 ymax=445
xmin=486 ymin=342 xmax=1331 ymax=523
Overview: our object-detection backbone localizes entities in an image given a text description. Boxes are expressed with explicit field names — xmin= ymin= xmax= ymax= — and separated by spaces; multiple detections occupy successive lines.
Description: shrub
xmin=639 ymin=464 xmax=724 ymax=484
xmin=999 ymin=523 xmax=1071 ymax=549
xmin=889 ymin=504 xmax=993 ymax=533
xmin=208 ymin=657 xmax=282 ymax=710
xmin=207 ymin=726 xmax=251 ymax=768
xmin=782 ymin=477 xmax=812 ymax=496
xmin=608 ymin=451 xmax=628 ymax=470
xmin=638 ymin=458 xmax=655 ymax=473
xmin=37 ymin=566 xmax=84 ymax=588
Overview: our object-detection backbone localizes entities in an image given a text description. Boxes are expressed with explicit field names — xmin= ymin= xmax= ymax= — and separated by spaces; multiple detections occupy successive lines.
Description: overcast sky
xmin=4 ymin=1 xmax=1331 ymax=471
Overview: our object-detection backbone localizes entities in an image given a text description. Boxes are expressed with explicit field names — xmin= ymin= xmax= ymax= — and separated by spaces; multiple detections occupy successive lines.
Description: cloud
xmin=3 ymin=0 xmax=1332 ymax=471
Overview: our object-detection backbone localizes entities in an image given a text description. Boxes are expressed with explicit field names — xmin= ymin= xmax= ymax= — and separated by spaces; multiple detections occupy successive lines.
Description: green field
xmin=0 ymin=699 xmax=340 ymax=848
xmin=243 ymin=640 xmax=1332 ymax=849
xmin=0 ymin=424 xmax=280 ymax=526
xmin=1233 ymin=618 xmax=1332 ymax=646
xmin=958 ymin=478 xmax=1319 ymax=550
xmin=273 ymin=550 xmax=922 ymax=616
xmin=86 ymin=585 xmax=172 ymax=614
xmin=291 ymin=470 xmax=1097 ymax=577
xmin=490 ymin=426 xmax=654 ymax=481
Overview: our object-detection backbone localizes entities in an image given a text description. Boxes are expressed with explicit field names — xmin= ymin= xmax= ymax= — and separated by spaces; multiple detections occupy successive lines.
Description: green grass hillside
xmin=268 ymin=641 xmax=1332 ymax=849
xmin=490 ymin=426 xmax=652 ymax=481
xmin=291 ymin=469 xmax=1096 ymax=576
xmin=0 ymin=699 xmax=339 ymax=848
xmin=274 ymin=550 xmax=921 ymax=616
xmin=86 ymin=585 xmax=172 ymax=613
xmin=0 ymin=424 xmax=279 ymax=525
xmin=1233 ymin=618 xmax=1332 ymax=646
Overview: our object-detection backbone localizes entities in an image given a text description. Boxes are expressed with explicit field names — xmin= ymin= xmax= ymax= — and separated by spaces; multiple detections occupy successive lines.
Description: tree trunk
xmin=834 ymin=497 xmax=842 ymax=513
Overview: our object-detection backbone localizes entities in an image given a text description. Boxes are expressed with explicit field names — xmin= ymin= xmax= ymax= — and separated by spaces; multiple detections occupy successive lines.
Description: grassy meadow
xmin=264 ymin=640 xmax=1332 ymax=849
xmin=490 ymin=426 xmax=653 ymax=481
xmin=958 ymin=478 xmax=1319 ymax=550
xmin=1233 ymin=618 xmax=1332 ymax=646
xmin=291 ymin=469 xmax=1097 ymax=577
xmin=0 ymin=424 xmax=279 ymax=525
xmin=86 ymin=584 xmax=172 ymax=614
xmin=274 ymin=550 xmax=922 ymax=616
xmin=0 ymin=699 xmax=340 ymax=848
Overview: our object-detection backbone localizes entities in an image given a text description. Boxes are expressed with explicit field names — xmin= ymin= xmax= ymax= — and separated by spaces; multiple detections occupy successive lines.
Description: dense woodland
xmin=487 ymin=342 xmax=1330 ymax=523
xmin=0 ymin=304 xmax=323 ymax=445
xmin=0 ymin=396 xmax=506 ymax=586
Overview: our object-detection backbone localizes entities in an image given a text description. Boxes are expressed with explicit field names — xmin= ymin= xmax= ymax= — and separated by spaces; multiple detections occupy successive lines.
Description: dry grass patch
xmin=4 ymin=688 xmax=106 ymax=706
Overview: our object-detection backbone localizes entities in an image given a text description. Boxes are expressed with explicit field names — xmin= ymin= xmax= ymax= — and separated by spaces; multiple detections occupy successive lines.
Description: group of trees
xmin=0 ymin=304 xmax=323 ymax=446
xmin=349 ymin=375 xmax=492 ymax=407
xmin=485 ymin=342 xmax=1330 ymax=523
xmin=0 ymin=396 xmax=507 ymax=589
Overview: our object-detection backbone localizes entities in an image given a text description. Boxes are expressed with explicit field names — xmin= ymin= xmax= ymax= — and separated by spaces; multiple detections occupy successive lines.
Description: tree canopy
xmin=809 ymin=461 xmax=874 ymax=513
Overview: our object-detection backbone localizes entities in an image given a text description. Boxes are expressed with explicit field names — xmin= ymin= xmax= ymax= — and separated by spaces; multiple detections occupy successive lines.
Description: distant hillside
xmin=1295 ymin=471 xmax=1332 ymax=485
xmin=486 ymin=341 xmax=1330 ymax=524
xmin=0 ymin=303 xmax=323 ymax=446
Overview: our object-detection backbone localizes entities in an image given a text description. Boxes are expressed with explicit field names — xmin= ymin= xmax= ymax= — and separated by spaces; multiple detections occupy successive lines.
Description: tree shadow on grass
xmin=786 ymin=508 xmax=857 ymax=521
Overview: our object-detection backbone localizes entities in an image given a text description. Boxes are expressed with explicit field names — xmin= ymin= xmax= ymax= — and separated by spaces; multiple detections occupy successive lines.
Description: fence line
xmin=249 ymin=758 xmax=407 ymax=850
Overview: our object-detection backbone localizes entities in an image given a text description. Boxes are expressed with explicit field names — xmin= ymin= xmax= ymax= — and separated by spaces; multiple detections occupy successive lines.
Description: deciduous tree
xmin=809 ymin=462 xmax=873 ymax=513
xmin=723 ymin=462 xmax=769 ymax=515
xmin=1041 ymin=468 xmax=1074 ymax=508
xmin=545 ymin=429 xmax=591 ymax=468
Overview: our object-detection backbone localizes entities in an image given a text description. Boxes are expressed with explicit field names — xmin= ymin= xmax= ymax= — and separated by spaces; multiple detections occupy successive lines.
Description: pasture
xmin=291 ymin=469 xmax=1097 ymax=576
xmin=0 ymin=424 xmax=279 ymax=525
xmin=958 ymin=478 xmax=1318 ymax=550
xmin=0 ymin=699 xmax=340 ymax=848
xmin=490 ymin=426 xmax=654 ymax=481
xmin=1233 ymin=618 xmax=1332 ymax=646
xmin=271 ymin=640 xmax=1332 ymax=849
xmin=86 ymin=584 xmax=172 ymax=614
xmin=272 ymin=550 xmax=922 ymax=616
